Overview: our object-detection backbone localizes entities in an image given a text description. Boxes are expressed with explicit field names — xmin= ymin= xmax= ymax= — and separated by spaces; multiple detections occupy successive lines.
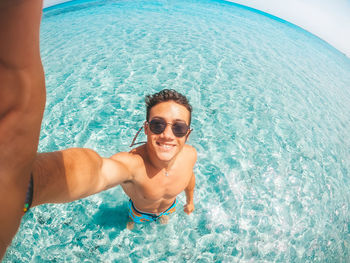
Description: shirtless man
xmin=0 ymin=0 xmax=196 ymax=259
xmin=121 ymin=89 xmax=196 ymax=229
xmin=31 ymin=89 xmax=196 ymax=231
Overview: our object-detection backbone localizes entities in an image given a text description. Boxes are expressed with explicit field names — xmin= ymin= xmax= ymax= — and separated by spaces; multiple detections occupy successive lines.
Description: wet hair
xmin=145 ymin=89 xmax=192 ymax=125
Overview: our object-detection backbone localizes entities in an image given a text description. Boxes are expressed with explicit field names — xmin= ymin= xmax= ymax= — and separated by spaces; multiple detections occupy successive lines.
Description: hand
xmin=183 ymin=203 xmax=194 ymax=215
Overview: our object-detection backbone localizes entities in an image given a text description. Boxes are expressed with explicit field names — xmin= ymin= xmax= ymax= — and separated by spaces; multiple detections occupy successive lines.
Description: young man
xmin=0 ymin=0 xmax=196 ymax=258
xmin=120 ymin=89 xmax=196 ymax=228
xmin=28 ymin=89 xmax=196 ymax=231
xmin=30 ymin=89 xmax=196 ymax=229
xmin=1 ymin=89 xmax=196 ymax=257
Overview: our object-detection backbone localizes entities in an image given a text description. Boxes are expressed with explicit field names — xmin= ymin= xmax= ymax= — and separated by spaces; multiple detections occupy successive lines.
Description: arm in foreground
xmin=32 ymin=148 xmax=133 ymax=207
xmin=0 ymin=0 xmax=45 ymax=173
xmin=0 ymin=0 xmax=45 ymax=259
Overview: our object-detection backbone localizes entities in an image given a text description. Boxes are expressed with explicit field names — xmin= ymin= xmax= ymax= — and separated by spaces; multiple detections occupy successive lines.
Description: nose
xmin=161 ymin=123 xmax=174 ymax=138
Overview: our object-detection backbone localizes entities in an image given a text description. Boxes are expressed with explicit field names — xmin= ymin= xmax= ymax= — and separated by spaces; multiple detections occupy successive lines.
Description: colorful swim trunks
xmin=128 ymin=199 xmax=177 ymax=224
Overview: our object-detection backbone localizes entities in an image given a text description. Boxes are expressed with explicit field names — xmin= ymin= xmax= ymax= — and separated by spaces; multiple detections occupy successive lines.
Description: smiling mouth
xmin=156 ymin=142 xmax=175 ymax=150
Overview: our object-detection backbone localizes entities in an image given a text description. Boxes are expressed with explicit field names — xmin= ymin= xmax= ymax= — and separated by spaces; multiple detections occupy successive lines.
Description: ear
xmin=144 ymin=121 xmax=148 ymax=135
xmin=185 ymin=129 xmax=192 ymax=142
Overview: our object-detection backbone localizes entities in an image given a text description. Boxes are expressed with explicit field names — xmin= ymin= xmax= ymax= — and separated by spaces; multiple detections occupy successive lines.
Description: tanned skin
xmin=0 ymin=1 xmax=196 ymax=259
xmin=118 ymin=101 xmax=196 ymax=229
xmin=0 ymin=0 xmax=46 ymax=258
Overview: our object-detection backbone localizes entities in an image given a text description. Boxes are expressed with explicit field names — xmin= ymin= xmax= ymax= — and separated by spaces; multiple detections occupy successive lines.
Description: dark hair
xmin=145 ymin=89 xmax=192 ymax=125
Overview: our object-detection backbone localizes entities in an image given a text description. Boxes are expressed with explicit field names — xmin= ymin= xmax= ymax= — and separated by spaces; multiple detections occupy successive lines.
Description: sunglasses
xmin=148 ymin=118 xmax=190 ymax=137
xmin=129 ymin=118 xmax=191 ymax=147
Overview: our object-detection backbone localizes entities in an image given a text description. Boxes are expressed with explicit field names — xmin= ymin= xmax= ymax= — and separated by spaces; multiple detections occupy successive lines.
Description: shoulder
xmin=183 ymin=144 xmax=197 ymax=163
xmin=110 ymin=148 xmax=145 ymax=171
xmin=184 ymin=144 xmax=197 ymax=155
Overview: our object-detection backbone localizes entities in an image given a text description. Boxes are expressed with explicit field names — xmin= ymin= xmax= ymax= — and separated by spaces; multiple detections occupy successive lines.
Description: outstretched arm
xmin=32 ymin=148 xmax=133 ymax=207
xmin=0 ymin=0 xmax=45 ymax=176
xmin=0 ymin=0 xmax=45 ymax=259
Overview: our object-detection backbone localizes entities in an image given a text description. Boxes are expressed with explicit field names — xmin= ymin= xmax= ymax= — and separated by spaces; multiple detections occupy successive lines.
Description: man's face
xmin=145 ymin=101 xmax=191 ymax=162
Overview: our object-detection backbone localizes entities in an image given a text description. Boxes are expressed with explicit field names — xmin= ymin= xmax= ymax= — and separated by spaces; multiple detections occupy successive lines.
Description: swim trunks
xmin=23 ymin=173 xmax=34 ymax=213
xmin=128 ymin=199 xmax=177 ymax=224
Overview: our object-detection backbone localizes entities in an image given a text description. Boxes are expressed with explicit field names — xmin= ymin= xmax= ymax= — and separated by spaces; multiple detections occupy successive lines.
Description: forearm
xmin=0 ymin=2 xmax=45 ymax=257
xmin=31 ymin=148 xmax=105 ymax=207
xmin=185 ymin=173 xmax=195 ymax=204
xmin=31 ymin=148 xmax=131 ymax=207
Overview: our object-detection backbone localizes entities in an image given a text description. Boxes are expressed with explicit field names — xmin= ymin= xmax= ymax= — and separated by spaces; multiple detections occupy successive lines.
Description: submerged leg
xmin=158 ymin=215 xmax=169 ymax=225
xmin=127 ymin=220 xmax=134 ymax=230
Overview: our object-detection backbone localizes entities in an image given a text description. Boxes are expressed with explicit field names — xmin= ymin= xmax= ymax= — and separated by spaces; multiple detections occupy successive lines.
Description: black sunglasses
xmin=148 ymin=118 xmax=190 ymax=137
xmin=129 ymin=118 xmax=191 ymax=147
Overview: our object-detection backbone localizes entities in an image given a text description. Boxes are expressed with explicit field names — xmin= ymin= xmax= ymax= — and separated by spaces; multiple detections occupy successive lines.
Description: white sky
xmin=43 ymin=0 xmax=350 ymax=58
xmin=43 ymin=0 xmax=74 ymax=8
xmin=228 ymin=0 xmax=350 ymax=58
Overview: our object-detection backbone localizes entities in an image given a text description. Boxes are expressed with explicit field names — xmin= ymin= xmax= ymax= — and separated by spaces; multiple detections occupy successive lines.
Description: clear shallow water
xmin=5 ymin=0 xmax=350 ymax=261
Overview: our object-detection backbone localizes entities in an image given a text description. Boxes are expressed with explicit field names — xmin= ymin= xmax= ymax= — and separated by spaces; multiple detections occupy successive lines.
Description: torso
xmin=119 ymin=144 xmax=196 ymax=214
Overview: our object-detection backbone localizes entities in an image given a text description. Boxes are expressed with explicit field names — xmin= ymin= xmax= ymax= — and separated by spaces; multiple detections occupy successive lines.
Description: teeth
xmin=158 ymin=142 xmax=173 ymax=149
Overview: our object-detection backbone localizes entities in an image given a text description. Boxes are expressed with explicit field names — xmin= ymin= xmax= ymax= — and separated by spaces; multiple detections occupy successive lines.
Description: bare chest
xmin=128 ymin=167 xmax=192 ymax=201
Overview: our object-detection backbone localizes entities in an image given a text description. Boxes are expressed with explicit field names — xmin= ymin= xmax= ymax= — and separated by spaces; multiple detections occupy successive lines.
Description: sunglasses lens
xmin=149 ymin=119 xmax=166 ymax=134
xmin=172 ymin=123 xmax=189 ymax=137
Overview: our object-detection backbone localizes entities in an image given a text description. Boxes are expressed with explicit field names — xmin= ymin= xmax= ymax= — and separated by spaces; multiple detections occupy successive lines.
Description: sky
xmin=228 ymin=0 xmax=350 ymax=58
xmin=43 ymin=0 xmax=350 ymax=58
xmin=43 ymin=0 xmax=73 ymax=8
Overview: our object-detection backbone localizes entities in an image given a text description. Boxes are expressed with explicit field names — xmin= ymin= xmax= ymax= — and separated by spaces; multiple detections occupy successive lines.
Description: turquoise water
xmin=5 ymin=0 xmax=350 ymax=261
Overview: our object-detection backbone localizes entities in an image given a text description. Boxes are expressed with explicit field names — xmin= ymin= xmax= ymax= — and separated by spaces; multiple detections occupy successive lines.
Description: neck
xmin=145 ymin=143 xmax=176 ymax=172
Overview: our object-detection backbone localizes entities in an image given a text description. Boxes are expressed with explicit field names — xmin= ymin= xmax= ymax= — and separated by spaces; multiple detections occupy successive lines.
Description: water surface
xmin=5 ymin=0 xmax=350 ymax=261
